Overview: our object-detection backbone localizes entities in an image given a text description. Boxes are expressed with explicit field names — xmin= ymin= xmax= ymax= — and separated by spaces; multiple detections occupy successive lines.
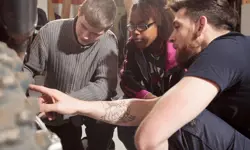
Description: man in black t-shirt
xmin=27 ymin=0 xmax=250 ymax=149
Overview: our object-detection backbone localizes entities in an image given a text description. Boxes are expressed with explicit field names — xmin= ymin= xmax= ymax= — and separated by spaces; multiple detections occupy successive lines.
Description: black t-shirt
xmin=185 ymin=32 xmax=250 ymax=138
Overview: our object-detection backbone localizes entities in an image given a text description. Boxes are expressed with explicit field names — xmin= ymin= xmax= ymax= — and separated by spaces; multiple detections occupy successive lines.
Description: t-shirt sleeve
xmin=185 ymin=38 xmax=244 ymax=92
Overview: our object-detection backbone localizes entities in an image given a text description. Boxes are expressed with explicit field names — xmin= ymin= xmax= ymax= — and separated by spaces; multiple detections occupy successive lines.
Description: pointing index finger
xmin=29 ymin=84 xmax=52 ymax=96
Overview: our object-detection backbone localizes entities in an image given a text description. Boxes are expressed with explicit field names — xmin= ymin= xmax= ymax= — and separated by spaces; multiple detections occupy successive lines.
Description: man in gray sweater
xmin=23 ymin=0 xmax=118 ymax=150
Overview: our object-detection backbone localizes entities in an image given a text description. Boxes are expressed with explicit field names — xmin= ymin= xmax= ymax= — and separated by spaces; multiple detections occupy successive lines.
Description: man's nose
xmin=81 ymin=31 xmax=90 ymax=40
xmin=130 ymin=29 xmax=140 ymax=37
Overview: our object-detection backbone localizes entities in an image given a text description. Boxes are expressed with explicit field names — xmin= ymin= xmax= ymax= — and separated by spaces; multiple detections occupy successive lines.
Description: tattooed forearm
xmin=100 ymin=101 xmax=136 ymax=124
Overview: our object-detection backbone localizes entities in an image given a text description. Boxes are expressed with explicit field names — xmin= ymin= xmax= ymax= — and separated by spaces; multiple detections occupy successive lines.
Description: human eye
xmin=137 ymin=24 xmax=147 ymax=31
xmin=173 ymin=22 xmax=181 ymax=30
xmin=174 ymin=24 xmax=180 ymax=30
xmin=127 ymin=24 xmax=135 ymax=31
xmin=81 ymin=23 xmax=87 ymax=29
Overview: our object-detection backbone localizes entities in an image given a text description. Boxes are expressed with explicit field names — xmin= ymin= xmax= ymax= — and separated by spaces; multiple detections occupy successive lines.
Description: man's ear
xmin=196 ymin=16 xmax=207 ymax=36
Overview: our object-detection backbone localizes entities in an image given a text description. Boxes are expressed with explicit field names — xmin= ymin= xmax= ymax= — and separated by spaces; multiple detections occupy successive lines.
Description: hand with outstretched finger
xmin=29 ymin=84 xmax=81 ymax=119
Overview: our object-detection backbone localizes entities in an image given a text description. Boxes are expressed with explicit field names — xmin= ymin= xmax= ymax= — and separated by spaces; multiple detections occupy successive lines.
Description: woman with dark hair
xmin=118 ymin=0 xmax=183 ymax=149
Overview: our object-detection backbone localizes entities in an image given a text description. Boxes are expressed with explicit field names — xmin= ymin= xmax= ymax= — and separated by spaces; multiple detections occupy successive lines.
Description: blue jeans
xmin=119 ymin=110 xmax=250 ymax=150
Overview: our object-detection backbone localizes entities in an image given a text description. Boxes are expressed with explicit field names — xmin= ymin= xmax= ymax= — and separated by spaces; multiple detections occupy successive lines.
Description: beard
xmin=175 ymin=32 xmax=201 ymax=69
xmin=176 ymin=48 xmax=195 ymax=69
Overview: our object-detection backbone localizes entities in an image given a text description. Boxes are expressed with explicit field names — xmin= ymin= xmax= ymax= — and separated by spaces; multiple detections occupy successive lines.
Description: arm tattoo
xmin=100 ymin=101 xmax=136 ymax=124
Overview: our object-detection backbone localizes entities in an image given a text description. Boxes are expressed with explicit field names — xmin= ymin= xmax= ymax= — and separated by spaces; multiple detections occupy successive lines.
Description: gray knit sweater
xmin=24 ymin=18 xmax=118 ymax=125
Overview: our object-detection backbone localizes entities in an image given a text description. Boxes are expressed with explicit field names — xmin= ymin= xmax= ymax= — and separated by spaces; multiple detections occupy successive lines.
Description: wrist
xmin=74 ymin=99 xmax=85 ymax=115
xmin=74 ymin=99 xmax=92 ymax=116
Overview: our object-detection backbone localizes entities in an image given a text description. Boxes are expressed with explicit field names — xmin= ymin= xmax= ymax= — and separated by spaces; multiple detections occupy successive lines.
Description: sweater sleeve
xmin=23 ymin=24 xmax=49 ymax=77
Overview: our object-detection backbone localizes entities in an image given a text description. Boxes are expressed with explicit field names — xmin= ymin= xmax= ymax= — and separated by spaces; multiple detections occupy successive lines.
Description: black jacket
xmin=120 ymin=40 xmax=185 ymax=98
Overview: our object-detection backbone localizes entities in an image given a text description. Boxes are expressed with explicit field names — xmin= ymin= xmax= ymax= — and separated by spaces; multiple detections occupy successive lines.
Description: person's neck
xmin=202 ymin=28 xmax=230 ymax=49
